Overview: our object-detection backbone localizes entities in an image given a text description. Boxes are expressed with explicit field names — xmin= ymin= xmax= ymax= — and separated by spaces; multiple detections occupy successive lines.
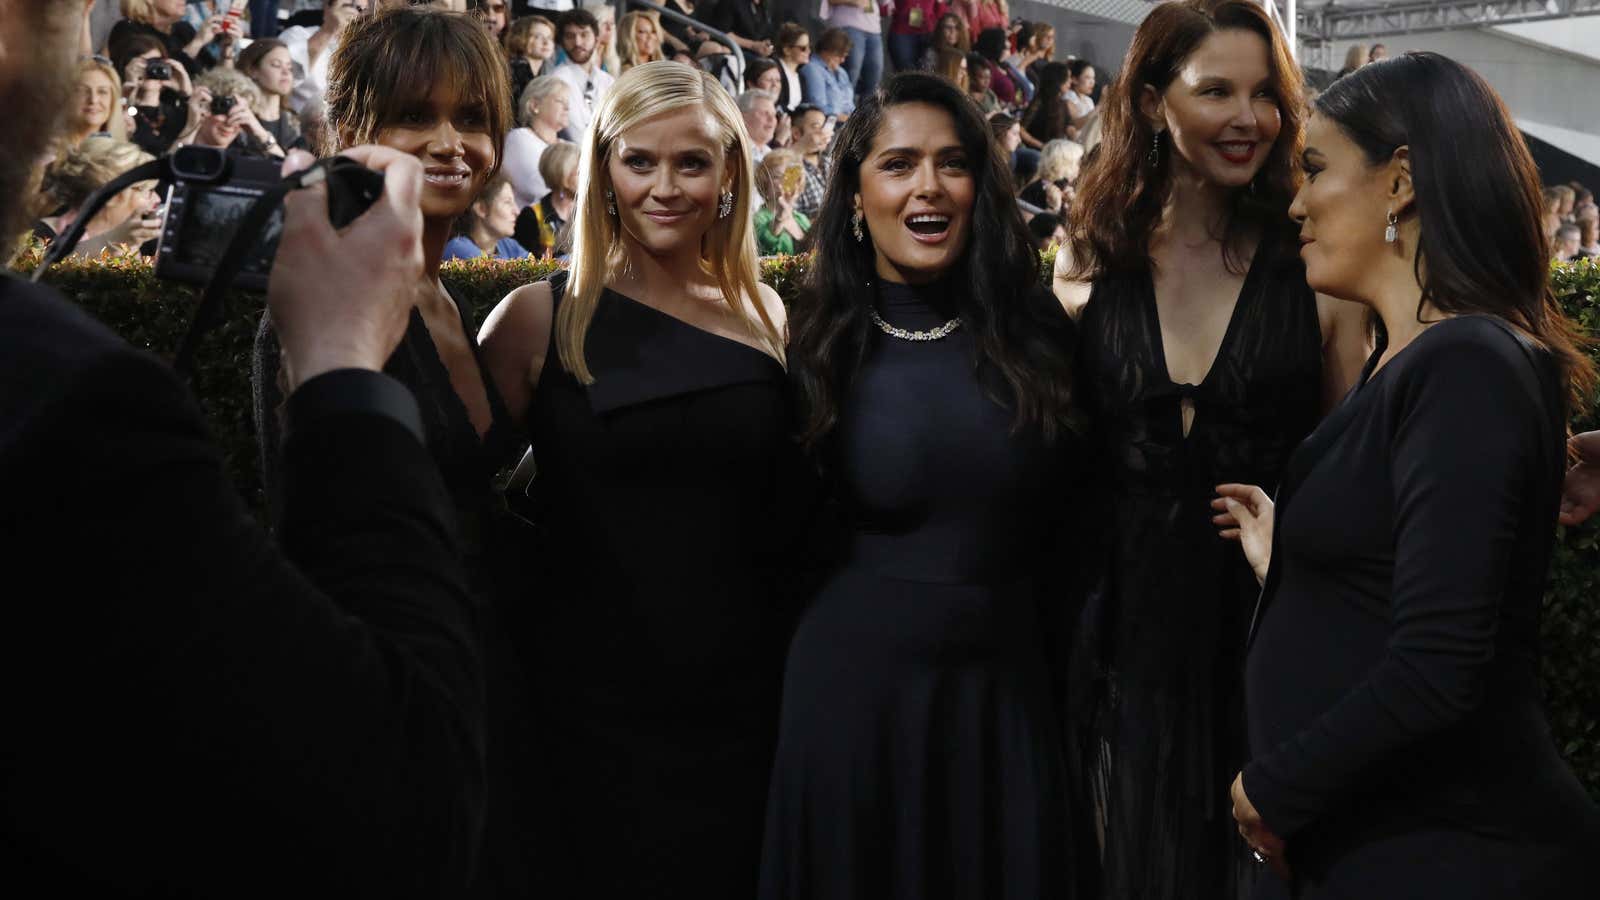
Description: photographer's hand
xmin=269 ymin=147 xmax=426 ymax=392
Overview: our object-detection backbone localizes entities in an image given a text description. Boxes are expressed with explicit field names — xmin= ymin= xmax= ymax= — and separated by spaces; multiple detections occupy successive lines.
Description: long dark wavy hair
xmin=789 ymin=73 xmax=1077 ymax=448
xmin=1317 ymin=52 xmax=1596 ymax=409
xmin=1022 ymin=61 xmax=1070 ymax=143
xmin=1068 ymin=0 xmax=1303 ymax=278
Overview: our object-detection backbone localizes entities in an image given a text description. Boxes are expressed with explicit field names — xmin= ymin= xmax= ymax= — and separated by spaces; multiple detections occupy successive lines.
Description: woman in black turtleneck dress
xmin=761 ymin=73 xmax=1094 ymax=900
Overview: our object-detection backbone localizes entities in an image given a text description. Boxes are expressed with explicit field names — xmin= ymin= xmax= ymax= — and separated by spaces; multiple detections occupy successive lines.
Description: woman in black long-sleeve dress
xmin=761 ymin=72 xmax=1092 ymax=899
xmin=1219 ymin=52 xmax=1600 ymax=898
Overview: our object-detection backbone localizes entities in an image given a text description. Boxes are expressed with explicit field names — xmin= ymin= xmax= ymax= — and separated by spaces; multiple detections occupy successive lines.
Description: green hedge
xmin=14 ymin=247 xmax=1600 ymax=798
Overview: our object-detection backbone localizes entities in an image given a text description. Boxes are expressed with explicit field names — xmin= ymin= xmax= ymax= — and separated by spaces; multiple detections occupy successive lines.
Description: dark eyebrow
xmin=874 ymin=144 xmax=966 ymax=160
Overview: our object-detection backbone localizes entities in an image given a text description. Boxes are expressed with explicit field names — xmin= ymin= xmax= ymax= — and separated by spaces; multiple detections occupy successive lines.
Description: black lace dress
xmin=759 ymin=279 xmax=1091 ymax=900
xmin=1071 ymin=236 xmax=1323 ymax=900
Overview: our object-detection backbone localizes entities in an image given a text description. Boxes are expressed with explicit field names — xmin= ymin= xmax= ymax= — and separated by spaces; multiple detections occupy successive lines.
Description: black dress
xmin=253 ymin=290 xmax=533 ymax=898
xmin=1243 ymin=316 xmax=1600 ymax=898
xmin=514 ymin=274 xmax=804 ymax=898
xmin=759 ymin=280 xmax=1086 ymax=900
xmin=1072 ymin=236 xmax=1323 ymax=900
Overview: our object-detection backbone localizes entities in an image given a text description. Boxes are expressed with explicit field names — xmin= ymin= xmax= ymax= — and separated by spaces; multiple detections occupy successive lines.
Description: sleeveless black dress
xmin=759 ymin=279 xmax=1089 ymax=900
xmin=513 ymin=274 xmax=806 ymax=898
xmin=1071 ymin=237 xmax=1323 ymax=900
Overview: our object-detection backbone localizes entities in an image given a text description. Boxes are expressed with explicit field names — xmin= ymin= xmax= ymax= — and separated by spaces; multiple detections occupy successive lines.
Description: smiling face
xmin=370 ymin=82 xmax=496 ymax=223
xmin=75 ymin=68 xmax=115 ymax=132
xmin=743 ymin=95 xmax=777 ymax=146
xmin=633 ymin=18 xmax=658 ymax=58
xmin=1146 ymin=28 xmax=1282 ymax=191
xmin=530 ymin=22 xmax=555 ymax=60
xmin=250 ymin=46 xmax=295 ymax=98
xmin=198 ymin=106 xmax=241 ymax=148
xmin=1288 ymin=112 xmax=1398 ymax=303
xmin=855 ymin=102 xmax=976 ymax=284
xmin=607 ymin=106 xmax=730 ymax=259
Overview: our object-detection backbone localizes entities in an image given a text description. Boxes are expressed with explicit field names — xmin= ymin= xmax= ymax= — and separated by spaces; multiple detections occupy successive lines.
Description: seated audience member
xmin=790 ymin=104 xmax=834 ymax=219
xmin=754 ymin=148 xmax=810 ymax=255
xmin=3 ymin=8 xmax=486 ymax=896
xmin=616 ymin=10 xmax=662 ymax=72
xmin=800 ymin=28 xmax=856 ymax=120
xmin=656 ymin=0 xmax=730 ymax=58
xmin=920 ymin=12 xmax=970 ymax=70
xmin=109 ymin=0 xmax=214 ymax=75
xmin=887 ymin=0 xmax=941 ymax=73
xmin=1064 ymin=59 xmax=1096 ymax=139
xmin=186 ymin=67 xmax=286 ymax=158
xmin=707 ymin=0 xmax=776 ymax=64
xmin=113 ymin=32 xmax=193 ymax=155
xmin=237 ymin=39 xmax=304 ymax=153
xmin=931 ymin=44 xmax=968 ymax=90
xmin=33 ymin=137 xmax=161 ymax=258
xmin=1578 ymin=209 xmax=1600 ymax=258
xmin=819 ymin=0 xmax=882 ymax=97
xmin=279 ymin=0 xmax=365 ymax=114
xmin=505 ymin=14 xmax=558 ymax=110
xmin=1006 ymin=21 xmax=1050 ymax=99
xmin=1335 ymin=42 xmax=1366 ymax=79
xmin=745 ymin=56 xmax=783 ymax=95
xmin=966 ymin=52 xmax=1000 ymax=115
xmin=989 ymin=111 xmax=1036 ymax=180
xmin=1020 ymin=60 xmax=1068 ymax=149
xmin=445 ymin=174 xmax=532 ymax=261
xmin=772 ymin=22 xmax=810 ymax=113
xmin=1552 ymin=183 xmax=1576 ymax=222
xmin=593 ymin=3 xmax=622 ymax=76
xmin=1026 ymin=211 xmax=1066 ymax=250
xmin=972 ymin=28 xmax=1016 ymax=107
xmin=504 ymin=75 xmax=570 ymax=207
xmin=739 ymin=88 xmax=780 ymax=163
xmin=1554 ymin=223 xmax=1583 ymax=262
xmin=552 ymin=8 xmax=614 ymax=140
xmin=64 ymin=57 xmax=129 ymax=148
xmin=514 ymin=140 xmax=579 ymax=257
xmin=471 ymin=0 xmax=510 ymax=38
xmin=1018 ymin=137 xmax=1082 ymax=218
xmin=1367 ymin=41 xmax=1387 ymax=62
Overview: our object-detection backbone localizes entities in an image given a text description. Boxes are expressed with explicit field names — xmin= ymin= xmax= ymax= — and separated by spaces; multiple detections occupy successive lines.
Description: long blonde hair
xmin=561 ymin=60 xmax=781 ymax=383
xmin=72 ymin=58 xmax=128 ymax=141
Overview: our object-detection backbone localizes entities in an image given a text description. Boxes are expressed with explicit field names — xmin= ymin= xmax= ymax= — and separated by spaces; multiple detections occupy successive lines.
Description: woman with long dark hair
xmin=1020 ymin=61 xmax=1070 ymax=149
xmin=1219 ymin=51 xmax=1600 ymax=898
xmin=1052 ymin=1 xmax=1368 ymax=897
xmin=760 ymin=71 xmax=1090 ymax=899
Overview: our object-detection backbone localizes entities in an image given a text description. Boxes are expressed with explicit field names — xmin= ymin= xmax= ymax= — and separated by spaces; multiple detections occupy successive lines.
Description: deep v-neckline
xmin=1143 ymin=243 xmax=1264 ymax=393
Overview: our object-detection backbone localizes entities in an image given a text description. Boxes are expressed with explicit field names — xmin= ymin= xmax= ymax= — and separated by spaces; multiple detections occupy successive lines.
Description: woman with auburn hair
xmin=478 ymin=60 xmax=796 ymax=899
xmin=1219 ymin=51 xmax=1600 ymax=898
xmin=931 ymin=44 xmax=969 ymax=91
xmin=250 ymin=6 xmax=533 ymax=895
xmin=1051 ymin=1 xmax=1368 ymax=897
xmin=762 ymin=71 xmax=1091 ymax=900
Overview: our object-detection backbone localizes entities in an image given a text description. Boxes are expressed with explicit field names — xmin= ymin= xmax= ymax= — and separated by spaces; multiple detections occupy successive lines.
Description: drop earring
xmin=1384 ymin=210 xmax=1398 ymax=244
xmin=851 ymin=210 xmax=864 ymax=242
xmin=605 ymin=190 xmax=616 ymax=215
xmin=718 ymin=190 xmax=734 ymax=218
xmin=1149 ymin=130 xmax=1162 ymax=166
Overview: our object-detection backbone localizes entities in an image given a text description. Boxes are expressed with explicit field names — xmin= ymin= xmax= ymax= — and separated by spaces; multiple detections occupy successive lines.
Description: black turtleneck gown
xmin=759 ymin=280 xmax=1086 ymax=900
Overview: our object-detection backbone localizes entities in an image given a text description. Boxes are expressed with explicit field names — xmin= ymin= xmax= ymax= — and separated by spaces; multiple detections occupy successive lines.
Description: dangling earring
xmin=1149 ymin=130 xmax=1162 ymax=167
xmin=718 ymin=190 xmax=734 ymax=219
xmin=851 ymin=210 xmax=864 ymax=242
xmin=605 ymin=190 xmax=616 ymax=215
xmin=1384 ymin=210 xmax=1398 ymax=244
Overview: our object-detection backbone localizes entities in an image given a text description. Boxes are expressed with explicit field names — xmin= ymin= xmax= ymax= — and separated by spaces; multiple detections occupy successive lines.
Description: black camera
xmin=154 ymin=146 xmax=384 ymax=292
xmin=209 ymin=94 xmax=236 ymax=116
xmin=145 ymin=60 xmax=171 ymax=81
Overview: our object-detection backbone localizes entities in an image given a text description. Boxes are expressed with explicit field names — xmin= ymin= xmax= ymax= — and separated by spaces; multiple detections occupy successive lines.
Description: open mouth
xmin=424 ymin=169 xmax=470 ymax=188
xmin=905 ymin=213 xmax=952 ymax=242
xmin=1216 ymin=141 xmax=1257 ymax=164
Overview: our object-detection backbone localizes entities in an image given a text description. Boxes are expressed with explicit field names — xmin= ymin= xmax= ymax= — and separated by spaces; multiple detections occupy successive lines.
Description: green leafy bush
xmin=14 ymin=248 xmax=1600 ymax=798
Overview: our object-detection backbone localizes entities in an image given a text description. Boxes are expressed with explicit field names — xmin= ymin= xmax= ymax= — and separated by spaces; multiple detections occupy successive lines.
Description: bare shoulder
xmin=478 ymin=279 xmax=556 ymax=419
xmin=753 ymin=281 xmax=788 ymax=333
xmin=1051 ymin=240 xmax=1093 ymax=320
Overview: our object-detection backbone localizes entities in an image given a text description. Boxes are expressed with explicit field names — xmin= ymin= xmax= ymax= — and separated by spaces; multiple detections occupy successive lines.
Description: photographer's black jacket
xmin=0 ymin=275 xmax=485 ymax=897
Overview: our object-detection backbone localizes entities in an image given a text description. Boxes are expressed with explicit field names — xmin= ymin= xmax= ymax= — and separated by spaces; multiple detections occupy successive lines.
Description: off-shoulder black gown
xmin=759 ymin=279 xmax=1088 ymax=900
xmin=1072 ymin=236 xmax=1324 ymax=900
xmin=515 ymin=274 xmax=805 ymax=898
xmin=1244 ymin=316 xmax=1600 ymax=898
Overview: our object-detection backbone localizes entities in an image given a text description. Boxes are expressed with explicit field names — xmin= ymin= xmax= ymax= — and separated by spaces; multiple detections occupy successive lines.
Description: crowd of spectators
xmin=1544 ymin=181 xmax=1600 ymax=262
xmin=23 ymin=0 xmax=1121 ymax=266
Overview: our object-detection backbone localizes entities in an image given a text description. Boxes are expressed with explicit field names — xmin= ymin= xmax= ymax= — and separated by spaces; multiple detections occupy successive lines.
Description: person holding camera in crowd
xmin=478 ymin=60 xmax=796 ymax=899
xmin=112 ymin=31 xmax=194 ymax=155
xmin=4 ymin=1 xmax=488 ymax=895
xmin=183 ymin=67 xmax=286 ymax=158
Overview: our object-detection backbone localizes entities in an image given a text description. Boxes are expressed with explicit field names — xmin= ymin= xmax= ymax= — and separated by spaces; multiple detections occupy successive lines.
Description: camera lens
xmin=210 ymin=95 xmax=235 ymax=116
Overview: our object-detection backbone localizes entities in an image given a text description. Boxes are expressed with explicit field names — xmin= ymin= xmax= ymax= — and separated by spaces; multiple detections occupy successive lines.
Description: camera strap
xmin=30 ymin=159 xmax=168 ymax=278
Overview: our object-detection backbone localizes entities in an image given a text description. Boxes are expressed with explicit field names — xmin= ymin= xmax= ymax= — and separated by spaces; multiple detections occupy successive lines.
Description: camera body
xmin=210 ymin=94 xmax=236 ymax=116
xmin=145 ymin=60 xmax=171 ymax=81
xmin=155 ymin=147 xmax=283 ymax=292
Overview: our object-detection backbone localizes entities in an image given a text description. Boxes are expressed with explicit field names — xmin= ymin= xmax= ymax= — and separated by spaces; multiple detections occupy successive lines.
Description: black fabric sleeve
xmin=68 ymin=346 xmax=483 ymax=894
xmin=1243 ymin=328 xmax=1536 ymax=837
